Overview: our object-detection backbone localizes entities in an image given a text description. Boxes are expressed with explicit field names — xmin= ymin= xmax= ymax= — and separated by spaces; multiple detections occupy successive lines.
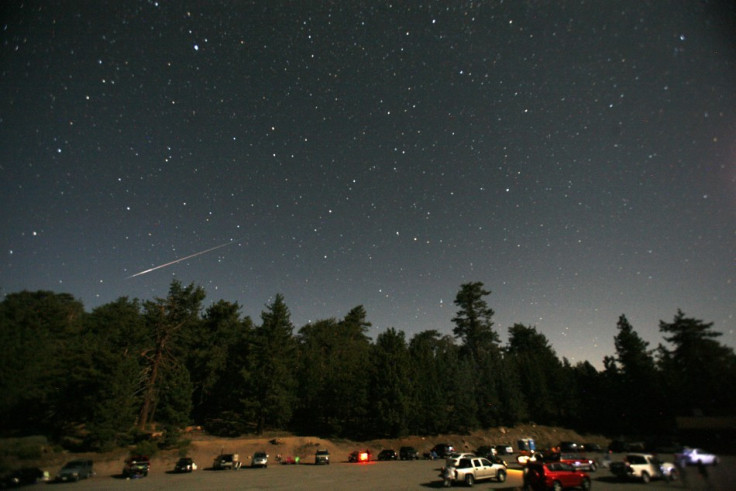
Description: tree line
xmin=1 ymin=280 xmax=734 ymax=451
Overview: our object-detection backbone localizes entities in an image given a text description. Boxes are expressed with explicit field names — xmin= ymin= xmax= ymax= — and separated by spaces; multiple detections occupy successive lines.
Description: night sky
xmin=2 ymin=1 xmax=734 ymax=367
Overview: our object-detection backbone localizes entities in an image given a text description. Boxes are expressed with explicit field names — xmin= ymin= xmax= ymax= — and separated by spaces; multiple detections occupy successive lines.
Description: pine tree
xmin=137 ymin=281 xmax=204 ymax=431
xmin=658 ymin=310 xmax=736 ymax=416
xmin=370 ymin=328 xmax=411 ymax=437
xmin=251 ymin=294 xmax=297 ymax=434
xmin=452 ymin=282 xmax=500 ymax=363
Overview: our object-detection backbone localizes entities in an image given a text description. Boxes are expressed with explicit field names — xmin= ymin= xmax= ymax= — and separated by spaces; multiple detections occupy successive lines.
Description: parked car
xmin=315 ymin=449 xmax=330 ymax=465
xmin=377 ymin=449 xmax=398 ymax=461
xmin=1 ymin=467 xmax=49 ymax=487
xmin=609 ymin=453 xmax=677 ymax=483
xmin=675 ymin=447 xmax=719 ymax=466
xmin=251 ymin=452 xmax=268 ymax=468
xmin=554 ymin=453 xmax=597 ymax=472
xmin=122 ymin=455 xmax=150 ymax=478
xmin=558 ymin=442 xmax=581 ymax=452
xmin=495 ymin=443 xmax=514 ymax=455
xmin=348 ymin=450 xmax=372 ymax=463
xmin=56 ymin=460 xmax=93 ymax=481
xmin=524 ymin=461 xmax=591 ymax=491
xmin=441 ymin=456 xmax=507 ymax=487
xmin=645 ymin=438 xmax=681 ymax=453
xmin=581 ymin=443 xmax=602 ymax=453
xmin=608 ymin=441 xmax=644 ymax=453
xmin=213 ymin=453 xmax=241 ymax=470
xmin=430 ymin=443 xmax=455 ymax=458
xmin=475 ymin=445 xmax=495 ymax=457
xmin=399 ymin=446 xmax=419 ymax=460
xmin=173 ymin=457 xmax=197 ymax=473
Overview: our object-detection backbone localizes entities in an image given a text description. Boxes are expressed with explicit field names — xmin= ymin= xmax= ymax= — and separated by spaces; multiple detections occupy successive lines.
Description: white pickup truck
xmin=609 ymin=453 xmax=677 ymax=483
xmin=440 ymin=456 xmax=506 ymax=487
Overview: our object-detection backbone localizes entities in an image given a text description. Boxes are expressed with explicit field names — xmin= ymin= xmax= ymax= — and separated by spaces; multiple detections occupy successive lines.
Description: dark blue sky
xmin=1 ymin=1 xmax=734 ymax=366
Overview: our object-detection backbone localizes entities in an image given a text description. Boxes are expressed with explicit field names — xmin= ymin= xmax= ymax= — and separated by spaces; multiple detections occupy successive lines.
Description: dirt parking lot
xmin=48 ymin=454 xmax=733 ymax=490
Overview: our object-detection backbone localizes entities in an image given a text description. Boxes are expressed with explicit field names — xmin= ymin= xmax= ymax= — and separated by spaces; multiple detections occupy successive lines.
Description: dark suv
xmin=430 ymin=443 xmax=455 ymax=458
xmin=377 ymin=449 xmax=398 ymax=461
xmin=400 ymin=446 xmax=419 ymax=460
xmin=122 ymin=456 xmax=150 ymax=478
xmin=315 ymin=450 xmax=330 ymax=465
xmin=213 ymin=453 xmax=241 ymax=470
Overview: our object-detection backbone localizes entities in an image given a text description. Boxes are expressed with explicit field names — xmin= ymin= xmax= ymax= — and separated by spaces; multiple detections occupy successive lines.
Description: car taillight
xmin=359 ymin=452 xmax=368 ymax=462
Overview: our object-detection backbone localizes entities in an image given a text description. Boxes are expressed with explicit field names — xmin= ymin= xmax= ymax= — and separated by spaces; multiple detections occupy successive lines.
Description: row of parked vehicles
xmin=436 ymin=438 xmax=721 ymax=488
xmin=0 ymin=460 xmax=94 ymax=487
xmin=118 ymin=451 xmax=267 ymax=480
xmin=1 ymin=438 xmax=719 ymax=487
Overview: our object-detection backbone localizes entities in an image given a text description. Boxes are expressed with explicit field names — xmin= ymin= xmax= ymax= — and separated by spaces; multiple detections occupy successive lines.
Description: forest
xmin=1 ymin=280 xmax=734 ymax=451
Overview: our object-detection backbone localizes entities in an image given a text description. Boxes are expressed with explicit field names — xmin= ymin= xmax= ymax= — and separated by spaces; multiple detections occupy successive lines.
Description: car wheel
xmin=443 ymin=478 xmax=452 ymax=487
xmin=465 ymin=474 xmax=474 ymax=486
xmin=497 ymin=469 xmax=506 ymax=482
xmin=581 ymin=476 xmax=591 ymax=491
xmin=552 ymin=480 xmax=563 ymax=491
xmin=641 ymin=471 xmax=650 ymax=483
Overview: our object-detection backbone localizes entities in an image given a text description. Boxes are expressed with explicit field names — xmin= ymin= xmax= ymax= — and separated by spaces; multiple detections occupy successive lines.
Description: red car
xmin=348 ymin=450 xmax=372 ymax=463
xmin=524 ymin=461 xmax=591 ymax=491
xmin=548 ymin=452 xmax=597 ymax=472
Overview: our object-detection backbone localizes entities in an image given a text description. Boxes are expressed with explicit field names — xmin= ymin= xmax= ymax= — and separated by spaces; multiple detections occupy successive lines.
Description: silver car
xmin=676 ymin=447 xmax=719 ymax=466
xmin=251 ymin=452 xmax=268 ymax=468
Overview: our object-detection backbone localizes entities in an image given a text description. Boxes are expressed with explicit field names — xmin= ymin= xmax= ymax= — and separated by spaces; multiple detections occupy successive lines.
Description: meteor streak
xmin=127 ymin=238 xmax=240 ymax=279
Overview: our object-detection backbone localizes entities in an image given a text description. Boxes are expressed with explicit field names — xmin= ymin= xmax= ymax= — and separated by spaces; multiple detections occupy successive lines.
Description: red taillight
xmin=359 ymin=452 xmax=368 ymax=462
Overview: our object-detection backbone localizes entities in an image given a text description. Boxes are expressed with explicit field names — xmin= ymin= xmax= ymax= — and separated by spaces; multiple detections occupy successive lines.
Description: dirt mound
xmin=167 ymin=424 xmax=606 ymax=470
xmin=358 ymin=424 xmax=607 ymax=457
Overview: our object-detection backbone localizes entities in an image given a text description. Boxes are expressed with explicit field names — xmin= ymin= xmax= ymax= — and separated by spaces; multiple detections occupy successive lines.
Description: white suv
xmin=441 ymin=456 xmax=507 ymax=487
xmin=445 ymin=453 xmax=476 ymax=468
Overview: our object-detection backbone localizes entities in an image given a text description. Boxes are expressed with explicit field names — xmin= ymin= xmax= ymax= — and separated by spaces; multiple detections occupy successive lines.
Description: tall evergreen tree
xmin=0 ymin=291 xmax=85 ymax=436
xmin=81 ymin=297 xmax=147 ymax=449
xmin=250 ymin=294 xmax=297 ymax=434
xmin=658 ymin=310 xmax=736 ymax=416
xmin=506 ymin=323 xmax=563 ymax=424
xmin=611 ymin=315 xmax=663 ymax=431
xmin=295 ymin=310 xmax=373 ymax=437
xmin=295 ymin=318 xmax=338 ymax=435
xmin=452 ymin=282 xmax=500 ymax=363
xmin=445 ymin=355 xmax=479 ymax=432
xmin=370 ymin=328 xmax=411 ymax=437
xmin=614 ymin=315 xmax=656 ymax=377
xmin=407 ymin=330 xmax=456 ymax=434
xmin=335 ymin=306 xmax=372 ymax=437
xmin=568 ymin=360 xmax=606 ymax=433
xmin=451 ymin=282 xmax=503 ymax=427
xmin=185 ymin=299 xmax=246 ymax=423
xmin=138 ymin=281 xmax=204 ymax=430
